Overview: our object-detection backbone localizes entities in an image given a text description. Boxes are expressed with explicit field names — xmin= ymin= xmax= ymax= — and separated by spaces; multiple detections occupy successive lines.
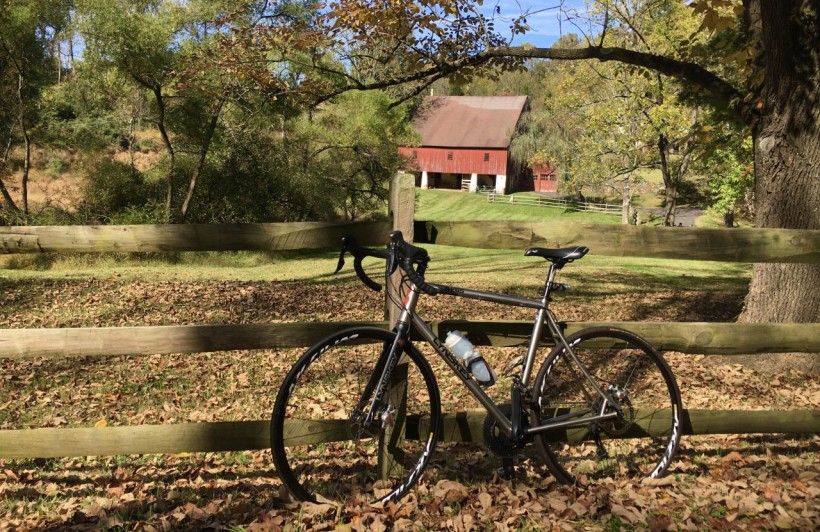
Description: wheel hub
xmin=597 ymin=385 xmax=635 ymax=436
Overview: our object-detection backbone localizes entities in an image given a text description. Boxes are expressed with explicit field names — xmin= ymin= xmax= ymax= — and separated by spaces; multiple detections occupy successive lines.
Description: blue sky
xmin=477 ymin=0 xmax=591 ymax=47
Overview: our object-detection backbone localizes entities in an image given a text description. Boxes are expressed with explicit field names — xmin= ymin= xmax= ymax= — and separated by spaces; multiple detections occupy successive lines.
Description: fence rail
xmin=487 ymin=191 xmax=622 ymax=214
xmin=4 ymin=219 xmax=819 ymax=264
xmin=1 ymin=173 xmax=818 ymax=462
xmin=2 ymin=321 xmax=819 ymax=360
xmin=1 ymin=409 xmax=816 ymax=459
xmin=0 ymin=220 xmax=389 ymax=254
xmin=415 ymin=220 xmax=820 ymax=263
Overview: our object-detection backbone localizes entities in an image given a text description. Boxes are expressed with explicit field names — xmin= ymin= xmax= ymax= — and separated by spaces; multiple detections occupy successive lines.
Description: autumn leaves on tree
xmin=1 ymin=1 xmax=816 ymax=329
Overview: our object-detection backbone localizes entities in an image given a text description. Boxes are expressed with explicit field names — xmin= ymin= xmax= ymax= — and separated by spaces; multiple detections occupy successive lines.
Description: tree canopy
xmin=0 ymin=0 xmax=816 ymax=330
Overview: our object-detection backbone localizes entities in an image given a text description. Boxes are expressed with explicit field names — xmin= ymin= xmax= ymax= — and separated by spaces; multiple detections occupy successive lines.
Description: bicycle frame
xmin=364 ymin=263 xmax=620 ymax=442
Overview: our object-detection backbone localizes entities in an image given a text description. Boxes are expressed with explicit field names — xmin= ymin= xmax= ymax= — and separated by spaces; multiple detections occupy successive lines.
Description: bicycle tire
xmin=271 ymin=327 xmax=441 ymax=503
xmin=532 ymin=326 xmax=682 ymax=484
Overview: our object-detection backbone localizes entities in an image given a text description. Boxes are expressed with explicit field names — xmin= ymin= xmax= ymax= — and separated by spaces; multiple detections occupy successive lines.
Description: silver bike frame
xmin=369 ymin=263 xmax=619 ymax=439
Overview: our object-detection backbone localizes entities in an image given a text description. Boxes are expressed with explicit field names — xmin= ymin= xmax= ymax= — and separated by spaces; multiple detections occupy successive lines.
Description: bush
xmin=79 ymin=158 xmax=153 ymax=221
xmin=45 ymin=154 xmax=70 ymax=177
xmin=110 ymin=203 xmax=169 ymax=224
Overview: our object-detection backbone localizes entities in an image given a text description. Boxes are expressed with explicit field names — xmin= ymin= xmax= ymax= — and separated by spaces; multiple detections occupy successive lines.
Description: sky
xmin=65 ymin=1 xmax=594 ymax=63
xmin=477 ymin=0 xmax=593 ymax=48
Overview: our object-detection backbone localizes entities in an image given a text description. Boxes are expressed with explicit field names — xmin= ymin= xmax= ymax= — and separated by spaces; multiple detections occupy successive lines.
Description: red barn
xmin=399 ymin=96 xmax=532 ymax=194
xmin=532 ymin=163 xmax=558 ymax=193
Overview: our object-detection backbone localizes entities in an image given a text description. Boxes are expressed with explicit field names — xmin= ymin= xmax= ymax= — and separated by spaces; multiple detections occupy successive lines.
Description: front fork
xmin=357 ymin=287 xmax=419 ymax=429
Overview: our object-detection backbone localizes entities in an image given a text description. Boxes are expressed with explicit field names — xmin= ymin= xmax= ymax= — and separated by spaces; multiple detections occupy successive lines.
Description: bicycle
xmin=271 ymin=231 xmax=682 ymax=503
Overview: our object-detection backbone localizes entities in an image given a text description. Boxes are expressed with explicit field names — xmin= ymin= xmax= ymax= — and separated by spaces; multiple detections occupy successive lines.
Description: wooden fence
xmin=0 ymin=172 xmax=818 ymax=460
xmin=486 ymin=191 xmax=622 ymax=214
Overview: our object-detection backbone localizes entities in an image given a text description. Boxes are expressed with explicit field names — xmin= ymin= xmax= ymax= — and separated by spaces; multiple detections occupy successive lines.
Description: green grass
xmin=694 ymin=210 xmax=755 ymax=228
xmin=0 ymin=188 xmax=751 ymax=291
xmin=0 ymin=245 xmax=751 ymax=295
xmin=415 ymin=189 xmax=619 ymax=223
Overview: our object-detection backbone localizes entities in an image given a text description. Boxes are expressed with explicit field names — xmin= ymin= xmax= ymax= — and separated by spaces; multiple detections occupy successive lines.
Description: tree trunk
xmin=150 ymin=85 xmax=175 ymax=216
xmin=657 ymin=134 xmax=676 ymax=226
xmin=17 ymin=73 xmax=30 ymax=215
xmin=20 ymin=128 xmax=30 ymax=215
xmin=54 ymin=37 xmax=61 ymax=83
xmin=180 ymin=100 xmax=223 ymax=220
xmin=127 ymin=116 xmax=135 ymax=170
xmin=0 ymin=178 xmax=17 ymax=212
xmin=0 ymin=131 xmax=19 ymax=212
xmin=736 ymin=0 xmax=820 ymax=373
xmin=67 ymin=33 xmax=74 ymax=71
xmin=621 ymin=176 xmax=631 ymax=225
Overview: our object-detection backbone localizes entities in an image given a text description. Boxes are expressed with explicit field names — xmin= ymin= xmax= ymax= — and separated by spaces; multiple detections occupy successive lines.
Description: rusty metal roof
xmin=410 ymin=96 xmax=528 ymax=149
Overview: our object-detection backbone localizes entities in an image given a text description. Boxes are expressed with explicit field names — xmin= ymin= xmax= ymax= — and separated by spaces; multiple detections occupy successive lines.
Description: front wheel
xmin=271 ymin=327 xmax=441 ymax=504
xmin=532 ymin=327 xmax=682 ymax=484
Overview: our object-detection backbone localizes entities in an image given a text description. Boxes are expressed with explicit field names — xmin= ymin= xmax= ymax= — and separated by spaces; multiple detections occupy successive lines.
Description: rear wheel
xmin=271 ymin=327 xmax=440 ymax=503
xmin=532 ymin=327 xmax=682 ymax=484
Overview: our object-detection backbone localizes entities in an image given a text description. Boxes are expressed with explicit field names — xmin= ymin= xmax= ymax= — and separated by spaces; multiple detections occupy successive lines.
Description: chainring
xmin=483 ymin=404 xmax=519 ymax=457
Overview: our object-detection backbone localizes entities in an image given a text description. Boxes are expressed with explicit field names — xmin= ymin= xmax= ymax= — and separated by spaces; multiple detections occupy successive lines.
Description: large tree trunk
xmin=736 ymin=0 xmax=820 ymax=372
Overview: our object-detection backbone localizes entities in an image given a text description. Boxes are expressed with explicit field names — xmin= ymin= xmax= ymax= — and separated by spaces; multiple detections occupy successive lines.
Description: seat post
xmin=542 ymin=263 xmax=558 ymax=303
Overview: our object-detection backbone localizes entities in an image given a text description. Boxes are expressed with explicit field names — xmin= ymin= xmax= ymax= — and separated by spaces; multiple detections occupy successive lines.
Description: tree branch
xmin=482 ymin=46 xmax=751 ymax=123
xmin=316 ymin=44 xmax=751 ymax=125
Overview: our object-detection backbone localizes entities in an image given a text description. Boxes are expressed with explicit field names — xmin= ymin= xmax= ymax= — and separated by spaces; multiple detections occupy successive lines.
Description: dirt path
xmin=639 ymin=206 xmax=705 ymax=227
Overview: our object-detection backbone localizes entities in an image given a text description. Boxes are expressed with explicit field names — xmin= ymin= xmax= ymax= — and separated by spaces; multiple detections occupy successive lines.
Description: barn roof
xmin=410 ymin=95 xmax=528 ymax=149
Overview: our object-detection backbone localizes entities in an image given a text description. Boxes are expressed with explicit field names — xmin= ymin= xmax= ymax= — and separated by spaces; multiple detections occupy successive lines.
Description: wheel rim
xmin=272 ymin=330 xmax=438 ymax=503
xmin=535 ymin=330 xmax=681 ymax=483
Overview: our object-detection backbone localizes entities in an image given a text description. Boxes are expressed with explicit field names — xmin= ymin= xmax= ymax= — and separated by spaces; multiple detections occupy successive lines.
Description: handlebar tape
xmin=337 ymin=232 xmax=436 ymax=294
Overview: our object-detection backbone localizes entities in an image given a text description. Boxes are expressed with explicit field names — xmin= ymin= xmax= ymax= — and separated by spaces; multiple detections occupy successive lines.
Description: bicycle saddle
xmin=524 ymin=246 xmax=589 ymax=266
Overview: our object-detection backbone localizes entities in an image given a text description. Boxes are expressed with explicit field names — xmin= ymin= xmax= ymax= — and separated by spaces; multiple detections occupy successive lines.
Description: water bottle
xmin=444 ymin=331 xmax=496 ymax=386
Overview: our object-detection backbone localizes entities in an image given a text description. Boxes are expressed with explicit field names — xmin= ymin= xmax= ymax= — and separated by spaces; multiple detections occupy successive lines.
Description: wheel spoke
xmin=534 ymin=328 xmax=682 ymax=484
xmin=271 ymin=328 xmax=439 ymax=503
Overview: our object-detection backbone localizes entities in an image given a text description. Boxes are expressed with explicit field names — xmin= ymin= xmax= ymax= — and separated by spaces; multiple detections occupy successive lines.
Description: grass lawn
xmin=0 ymin=246 xmax=751 ymax=296
xmin=415 ymin=188 xmax=620 ymax=223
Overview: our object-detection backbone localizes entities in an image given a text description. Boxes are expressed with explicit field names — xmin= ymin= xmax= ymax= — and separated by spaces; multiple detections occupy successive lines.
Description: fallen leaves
xmin=0 ymin=275 xmax=818 ymax=530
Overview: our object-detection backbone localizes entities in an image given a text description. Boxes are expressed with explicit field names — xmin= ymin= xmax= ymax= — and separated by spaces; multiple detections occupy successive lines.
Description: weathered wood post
xmin=379 ymin=171 xmax=415 ymax=479
xmin=385 ymin=171 xmax=415 ymax=323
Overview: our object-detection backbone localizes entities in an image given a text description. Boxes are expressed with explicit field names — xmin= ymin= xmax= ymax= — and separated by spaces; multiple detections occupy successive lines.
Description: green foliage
xmin=41 ymin=64 xmax=134 ymax=150
xmin=44 ymin=152 xmax=69 ymax=177
xmin=160 ymin=90 xmax=412 ymax=223
xmin=703 ymin=137 xmax=753 ymax=216
xmin=0 ymin=0 xmax=72 ymax=211
xmin=79 ymin=158 xmax=153 ymax=220
xmin=289 ymin=91 xmax=416 ymax=221
xmin=75 ymin=0 xmax=181 ymax=88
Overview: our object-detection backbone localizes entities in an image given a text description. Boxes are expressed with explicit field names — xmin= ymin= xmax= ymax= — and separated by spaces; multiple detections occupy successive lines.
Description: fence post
xmin=379 ymin=171 xmax=414 ymax=479
xmin=385 ymin=171 xmax=415 ymax=323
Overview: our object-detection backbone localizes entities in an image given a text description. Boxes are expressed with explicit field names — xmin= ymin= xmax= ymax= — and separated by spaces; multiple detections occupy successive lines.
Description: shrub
xmin=79 ymin=158 xmax=152 ymax=220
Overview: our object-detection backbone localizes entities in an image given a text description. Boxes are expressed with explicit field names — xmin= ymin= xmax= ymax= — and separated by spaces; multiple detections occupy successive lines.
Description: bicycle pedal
xmin=497 ymin=457 xmax=516 ymax=480
xmin=593 ymin=432 xmax=608 ymax=459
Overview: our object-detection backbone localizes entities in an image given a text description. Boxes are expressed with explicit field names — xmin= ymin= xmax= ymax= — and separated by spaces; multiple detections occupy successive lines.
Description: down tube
xmin=410 ymin=313 xmax=512 ymax=435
